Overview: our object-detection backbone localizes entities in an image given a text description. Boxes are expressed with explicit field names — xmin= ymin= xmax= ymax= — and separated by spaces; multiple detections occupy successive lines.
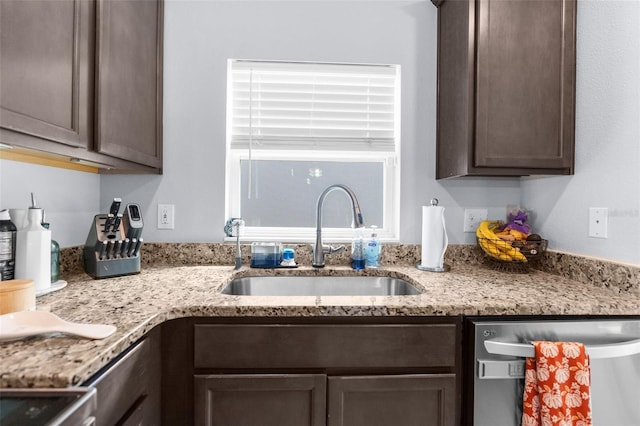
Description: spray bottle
xmin=15 ymin=193 xmax=51 ymax=293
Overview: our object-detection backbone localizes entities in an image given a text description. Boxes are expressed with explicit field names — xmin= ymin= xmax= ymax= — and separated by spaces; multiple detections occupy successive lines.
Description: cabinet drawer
xmin=194 ymin=323 xmax=457 ymax=369
xmin=87 ymin=338 xmax=151 ymax=425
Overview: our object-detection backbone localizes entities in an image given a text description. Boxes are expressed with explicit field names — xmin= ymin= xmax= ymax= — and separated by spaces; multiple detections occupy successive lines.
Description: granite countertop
xmin=1 ymin=245 xmax=639 ymax=388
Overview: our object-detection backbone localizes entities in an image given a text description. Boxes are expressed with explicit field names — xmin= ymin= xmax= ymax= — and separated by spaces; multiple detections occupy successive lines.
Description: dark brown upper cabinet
xmin=0 ymin=0 xmax=93 ymax=149
xmin=433 ymin=0 xmax=576 ymax=178
xmin=95 ymin=0 xmax=163 ymax=169
xmin=0 ymin=0 xmax=163 ymax=173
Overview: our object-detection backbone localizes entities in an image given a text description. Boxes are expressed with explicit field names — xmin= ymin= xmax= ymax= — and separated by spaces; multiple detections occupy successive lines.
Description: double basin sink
xmin=221 ymin=275 xmax=421 ymax=296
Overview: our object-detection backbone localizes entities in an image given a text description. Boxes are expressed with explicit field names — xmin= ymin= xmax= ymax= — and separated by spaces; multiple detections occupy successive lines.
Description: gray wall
xmin=0 ymin=160 xmax=100 ymax=247
xmin=2 ymin=0 xmax=638 ymax=266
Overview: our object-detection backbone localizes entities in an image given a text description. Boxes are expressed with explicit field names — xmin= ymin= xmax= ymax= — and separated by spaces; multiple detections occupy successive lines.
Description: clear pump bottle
xmin=365 ymin=226 xmax=381 ymax=268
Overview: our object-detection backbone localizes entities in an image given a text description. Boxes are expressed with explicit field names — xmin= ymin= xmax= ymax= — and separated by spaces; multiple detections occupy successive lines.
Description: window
xmin=225 ymin=60 xmax=400 ymax=242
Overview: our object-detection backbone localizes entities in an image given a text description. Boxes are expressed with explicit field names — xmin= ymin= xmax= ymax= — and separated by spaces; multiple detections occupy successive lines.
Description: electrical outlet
xmin=588 ymin=207 xmax=608 ymax=238
xmin=464 ymin=209 xmax=488 ymax=233
xmin=158 ymin=204 xmax=175 ymax=230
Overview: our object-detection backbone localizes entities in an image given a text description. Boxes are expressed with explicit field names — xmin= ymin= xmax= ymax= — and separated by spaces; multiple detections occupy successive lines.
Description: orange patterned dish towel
xmin=522 ymin=341 xmax=592 ymax=426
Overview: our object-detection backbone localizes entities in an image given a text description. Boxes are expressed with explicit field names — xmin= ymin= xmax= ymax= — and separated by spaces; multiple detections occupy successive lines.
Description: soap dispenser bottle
xmin=351 ymin=228 xmax=365 ymax=270
xmin=365 ymin=226 xmax=381 ymax=268
xmin=15 ymin=193 xmax=51 ymax=293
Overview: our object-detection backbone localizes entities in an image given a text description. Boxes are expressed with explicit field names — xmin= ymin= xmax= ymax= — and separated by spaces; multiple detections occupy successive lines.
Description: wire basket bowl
xmin=477 ymin=237 xmax=548 ymax=263
xmin=477 ymin=237 xmax=548 ymax=273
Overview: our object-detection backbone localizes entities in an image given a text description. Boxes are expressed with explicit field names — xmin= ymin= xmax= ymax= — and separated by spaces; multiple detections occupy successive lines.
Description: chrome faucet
xmin=233 ymin=219 xmax=243 ymax=270
xmin=224 ymin=217 xmax=244 ymax=269
xmin=312 ymin=184 xmax=365 ymax=268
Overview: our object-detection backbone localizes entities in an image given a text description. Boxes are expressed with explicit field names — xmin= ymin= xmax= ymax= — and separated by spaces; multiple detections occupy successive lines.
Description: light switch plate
xmin=464 ymin=209 xmax=488 ymax=233
xmin=588 ymin=207 xmax=607 ymax=238
xmin=158 ymin=204 xmax=175 ymax=230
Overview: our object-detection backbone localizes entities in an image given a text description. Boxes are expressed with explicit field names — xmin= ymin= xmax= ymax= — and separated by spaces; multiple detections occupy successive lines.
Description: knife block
xmin=83 ymin=208 xmax=143 ymax=279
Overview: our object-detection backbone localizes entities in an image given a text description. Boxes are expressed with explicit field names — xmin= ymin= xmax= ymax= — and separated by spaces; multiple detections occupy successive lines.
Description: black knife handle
xmin=96 ymin=240 xmax=108 ymax=260
xmin=109 ymin=198 xmax=122 ymax=216
xmin=103 ymin=216 xmax=113 ymax=234
xmin=120 ymin=238 xmax=131 ymax=257
xmin=133 ymin=238 xmax=143 ymax=257
xmin=128 ymin=238 xmax=137 ymax=257
xmin=112 ymin=215 xmax=122 ymax=233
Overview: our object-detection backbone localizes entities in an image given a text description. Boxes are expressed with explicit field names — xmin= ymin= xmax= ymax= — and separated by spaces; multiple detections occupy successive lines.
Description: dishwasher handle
xmin=484 ymin=338 xmax=640 ymax=360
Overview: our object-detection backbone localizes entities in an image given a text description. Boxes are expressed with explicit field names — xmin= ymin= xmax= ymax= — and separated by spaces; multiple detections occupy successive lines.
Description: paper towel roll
xmin=420 ymin=205 xmax=448 ymax=270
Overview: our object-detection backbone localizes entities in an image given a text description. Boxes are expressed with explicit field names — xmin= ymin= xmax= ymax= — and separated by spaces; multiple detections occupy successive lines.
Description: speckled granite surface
xmin=60 ymin=242 xmax=640 ymax=294
xmin=2 ymin=243 xmax=638 ymax=388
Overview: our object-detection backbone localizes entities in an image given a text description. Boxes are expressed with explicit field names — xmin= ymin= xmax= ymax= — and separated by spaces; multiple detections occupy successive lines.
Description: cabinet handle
xmin=484 ymin=338 xmax=640 ymax=360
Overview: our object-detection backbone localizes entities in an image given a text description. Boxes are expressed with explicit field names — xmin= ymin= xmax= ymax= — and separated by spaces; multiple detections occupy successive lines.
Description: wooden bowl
xmin=0 ymin=279 xmax=36 ymax=314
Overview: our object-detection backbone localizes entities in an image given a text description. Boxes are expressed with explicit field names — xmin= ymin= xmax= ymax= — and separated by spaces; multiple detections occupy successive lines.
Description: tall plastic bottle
xmin=15 ymin=195 xmax=51 ymax=293
xmin=365 ymin=226 xmax=381 ymax=269
xmin=351 ymin=228 xmax=365 ymax=270
xmin=0 ymin=209 xmax=17 ymax=280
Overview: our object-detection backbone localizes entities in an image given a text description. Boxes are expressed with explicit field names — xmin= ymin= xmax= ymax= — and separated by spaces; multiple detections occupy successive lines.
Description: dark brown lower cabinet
xmin=328 ymin=375 xmax=456 ymax=426
xmin=84 ymin=327 xmax=161 ymax=426
xmin=193 ymin=372 xmax=456 ymax=426
xmin=194 ymin=374 xmax=327 ymax=426
xmin=167 ymin=317 xmax=462 ymax=426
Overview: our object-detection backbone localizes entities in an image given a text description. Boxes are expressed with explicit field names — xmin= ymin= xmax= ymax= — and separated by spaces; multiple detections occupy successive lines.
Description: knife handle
xmin=109 ymin=198 xmax=122 ymax=216
xmin=106 ymin=240 xmax=116 ymax=259
xmin=103 ymin=216 xmax=113 ymax=234
xmin=128 ymin=238 xmax=137 ymax=257
xmin=113 ymin=240 xmax=122 ymax=258
xmin=112 ymin=214 xmax=122 ymax=234
xmin=96 ymin=240 xmax=108 ymax=260
xmin=133 ymin=238 xmax=143 ymax=257
xmin=120 ymin=238 xmax=130 ymax=258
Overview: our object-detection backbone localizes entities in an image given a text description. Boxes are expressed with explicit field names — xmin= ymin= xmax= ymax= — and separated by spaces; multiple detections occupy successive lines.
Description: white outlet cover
xmin=588 ymin=207 xmax=607 ymax=238
xmin=158 ymin=204 xmax=175 ymax=230
xmin=464 ymin=209 xmax=488 ymax=233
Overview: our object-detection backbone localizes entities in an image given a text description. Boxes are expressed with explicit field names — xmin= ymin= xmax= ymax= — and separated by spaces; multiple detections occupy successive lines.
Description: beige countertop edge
xmin=1 ymin=264 xmax=638 ymax=388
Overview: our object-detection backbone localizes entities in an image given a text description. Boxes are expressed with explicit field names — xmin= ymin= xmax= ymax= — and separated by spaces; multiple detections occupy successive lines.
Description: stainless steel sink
xmin=221 ymin=276 xmax=421 ymax=296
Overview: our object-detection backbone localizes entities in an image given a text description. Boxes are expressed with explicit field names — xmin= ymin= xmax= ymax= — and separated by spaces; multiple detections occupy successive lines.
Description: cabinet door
xmin=194 ymin=374 xmax=327 ymax=426
xmin=0 ymin=0 xmax=93 ymax=148
xmin=328 ymin=374 xmax=456 ymax=426
xmin=474 ymin=0 xmax=575 ymax=170
xmin=95 ymin=0 xmax=163 ymax=168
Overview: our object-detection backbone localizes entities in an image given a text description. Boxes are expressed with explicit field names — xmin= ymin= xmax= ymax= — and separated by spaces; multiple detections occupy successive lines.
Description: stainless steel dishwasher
xmin=469 ymin=317 xmax=640 ymax=426
xmin=0 ymin=388 xmax=96 ymax=425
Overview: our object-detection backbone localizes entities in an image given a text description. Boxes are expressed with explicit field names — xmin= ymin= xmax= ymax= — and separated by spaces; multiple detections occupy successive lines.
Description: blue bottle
xmin=365 ymin=226 xmax=381 ymax=268
xmin=351 ymin=228 xmax=365 ymax=270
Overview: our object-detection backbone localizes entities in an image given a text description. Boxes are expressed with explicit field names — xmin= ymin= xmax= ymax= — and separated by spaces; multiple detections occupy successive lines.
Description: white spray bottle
xmin=15 ymin=193 xmax=51 ymax=293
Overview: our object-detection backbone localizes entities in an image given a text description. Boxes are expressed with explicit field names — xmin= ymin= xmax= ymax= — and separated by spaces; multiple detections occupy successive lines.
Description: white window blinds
xmin=229 ymin=60 xmax=399 ymax=152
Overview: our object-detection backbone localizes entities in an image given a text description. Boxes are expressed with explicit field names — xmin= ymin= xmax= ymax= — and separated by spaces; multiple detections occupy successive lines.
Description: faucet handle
xmin=224 ymin=217 xmax=244 ymax=237
xmin=324 ymin=245 xmax=345 ymax=255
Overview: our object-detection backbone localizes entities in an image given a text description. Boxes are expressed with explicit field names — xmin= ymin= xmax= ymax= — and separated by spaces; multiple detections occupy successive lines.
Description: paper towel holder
xmin=416 ymin=264 xmax=450 ymax=272
xmin=416 ymin=198 xmax=451 ymax=272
